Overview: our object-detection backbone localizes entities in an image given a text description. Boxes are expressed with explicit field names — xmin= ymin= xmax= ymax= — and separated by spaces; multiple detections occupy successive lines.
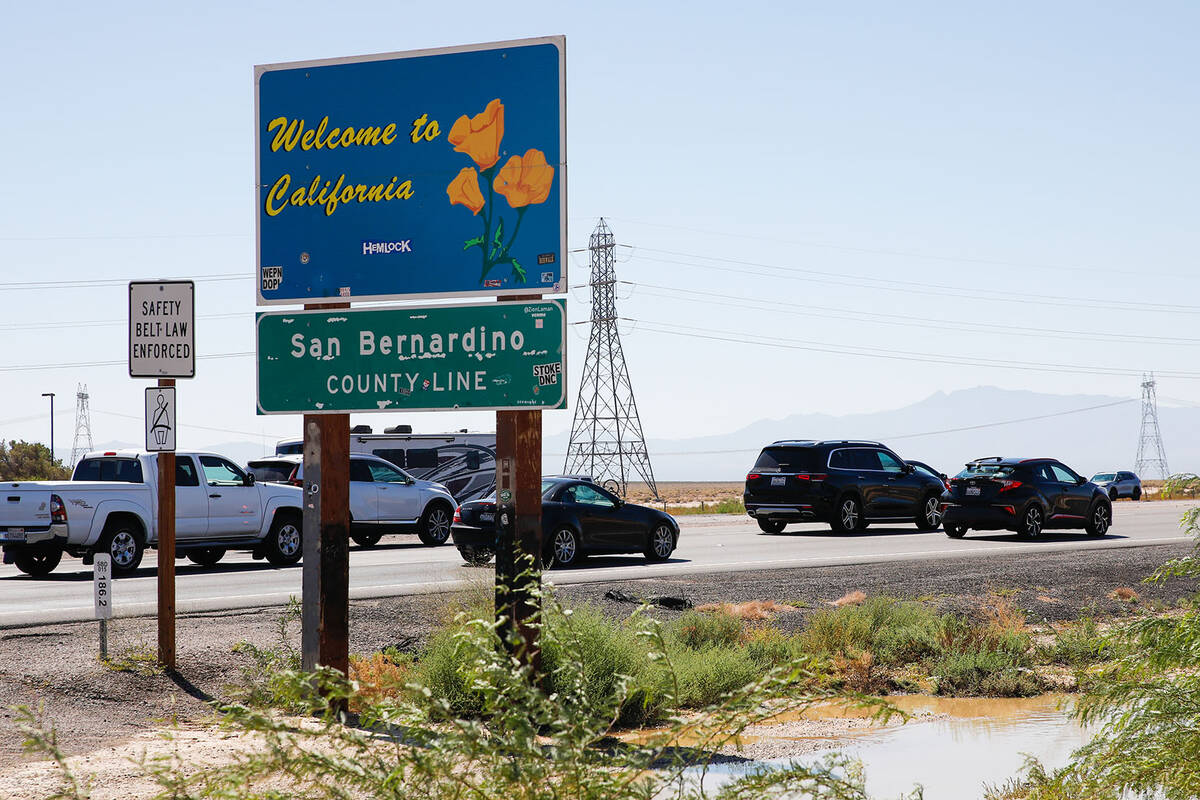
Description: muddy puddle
xmin=677 ymin=694 xmax=1089 ymax=799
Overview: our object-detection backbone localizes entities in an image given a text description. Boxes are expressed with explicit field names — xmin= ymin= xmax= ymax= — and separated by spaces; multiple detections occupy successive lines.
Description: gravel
xmin=0 ymin=542 xmax=1194 ymax=771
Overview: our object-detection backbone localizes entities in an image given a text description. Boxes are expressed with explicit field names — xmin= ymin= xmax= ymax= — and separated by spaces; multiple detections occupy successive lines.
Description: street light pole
xmin=41 ymin=392 xmax=55 ymax=463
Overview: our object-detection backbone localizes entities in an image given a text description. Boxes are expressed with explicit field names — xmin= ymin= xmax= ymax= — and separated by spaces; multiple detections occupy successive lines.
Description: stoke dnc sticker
xmin=129 ymin=281 xmax=195 ymax=378
xmin=255 ymin=36 xmax=566 ymax=304
xmin=255 ymin=299 xmax=566 ymax=414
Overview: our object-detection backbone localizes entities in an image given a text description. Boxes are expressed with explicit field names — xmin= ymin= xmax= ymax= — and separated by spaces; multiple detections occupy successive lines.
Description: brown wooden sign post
xmin=300 ymin=303 xmax=350 ymax=677
xmin=156 ymin=378 xmax=176 ymax=669
xmin=494 ymin=409 xmax=544 ymax=666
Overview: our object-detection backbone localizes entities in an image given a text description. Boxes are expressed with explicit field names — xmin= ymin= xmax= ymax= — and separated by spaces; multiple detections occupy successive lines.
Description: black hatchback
xmin=941 ymin=457 xmax=1112 ymax=539
xmin=743 ymin=440 xmax=948 ymax=533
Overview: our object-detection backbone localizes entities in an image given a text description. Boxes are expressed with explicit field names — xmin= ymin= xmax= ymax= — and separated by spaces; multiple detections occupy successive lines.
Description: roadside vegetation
xmin=985 ymin=474 xmax=1200 ymax=800
xmin=0 ymin=439 xmax=68 ymax=480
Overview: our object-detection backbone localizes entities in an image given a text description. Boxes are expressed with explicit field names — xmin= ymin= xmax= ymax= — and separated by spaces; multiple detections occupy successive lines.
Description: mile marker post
xmin=93 ymin=553 xmax=112 ymax=659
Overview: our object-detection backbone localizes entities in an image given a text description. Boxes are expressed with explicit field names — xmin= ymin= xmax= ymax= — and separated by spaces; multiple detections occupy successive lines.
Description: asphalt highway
xmin=1 ymin=500 xmax=1194 ymax=627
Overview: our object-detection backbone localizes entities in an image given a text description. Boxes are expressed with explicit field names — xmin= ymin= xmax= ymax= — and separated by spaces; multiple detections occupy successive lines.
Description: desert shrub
xmin=668 ymin=608 xmax=744 ymax=649
xmin=1039 ymin=618 xmax=1110 ymax=668
xmin=801 ymin=596 xmax=941 ymax=666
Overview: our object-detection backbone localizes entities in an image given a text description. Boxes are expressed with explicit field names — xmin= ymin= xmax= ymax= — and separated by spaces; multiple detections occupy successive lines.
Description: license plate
xmin=771 ymin=476 xmax=786 ymax=486
xmin=479 ymin=512 xmax=495 ymax=523
xmin=966 ymin=486 xmax=981 ymax=496
xmin=5 ymin=528 xmax=25 ymax=541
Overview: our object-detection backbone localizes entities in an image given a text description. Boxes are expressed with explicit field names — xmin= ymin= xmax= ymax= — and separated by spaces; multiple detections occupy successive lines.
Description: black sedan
xmin=941 ymin=457 xmax=1112 ymax=539
xmin=450 ymin=477 xmax=679 ymax=567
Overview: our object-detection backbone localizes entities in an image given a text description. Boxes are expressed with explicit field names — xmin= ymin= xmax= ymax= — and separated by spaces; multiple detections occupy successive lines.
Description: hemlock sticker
xmin=534 ymin=361 xmax=561 ymax=386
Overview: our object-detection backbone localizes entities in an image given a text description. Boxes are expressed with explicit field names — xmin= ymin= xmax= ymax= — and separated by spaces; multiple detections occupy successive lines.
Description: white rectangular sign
xmin=93 ymin=553 xmax=112 ymax=619
xmin=129 ymin=280 xmax=195 ymax=378
xmin=145 ymin=387 xmax=176 ymax=451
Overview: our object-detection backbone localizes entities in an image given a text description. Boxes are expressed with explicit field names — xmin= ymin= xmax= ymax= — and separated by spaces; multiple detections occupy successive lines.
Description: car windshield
xmin=753 ymin=447 xmax=822 ymax=472
xmin=1091 ymin=473 xmax=1116 ymax=482
xmin=248 ymin=462 xmax=296 ymax=483
xmin=955 ymin=463 xmax=1017 ymax=479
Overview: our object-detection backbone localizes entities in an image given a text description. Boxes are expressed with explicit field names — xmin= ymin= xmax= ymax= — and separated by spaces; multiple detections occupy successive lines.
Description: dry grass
xmin=981 ymin=594 xmax=1028 ymax=633
xmin=348 ymin=652 xmax=411 ymax=711
xmin=831 ymin=590 xmax=867 ymax=608
xmin=695 ymin=600 xmax=797 ymax=621
xmin=1109 ymin=587 xmax=1140 ymax=603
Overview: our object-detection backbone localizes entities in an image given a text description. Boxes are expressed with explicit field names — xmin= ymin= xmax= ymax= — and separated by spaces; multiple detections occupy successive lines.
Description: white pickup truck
xmin=1 ymin=450 xmax=303 ymax=577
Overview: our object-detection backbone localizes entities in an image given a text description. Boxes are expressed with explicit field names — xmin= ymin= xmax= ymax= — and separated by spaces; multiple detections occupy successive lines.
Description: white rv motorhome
xmin=276 ymin=425 xmax=497 ymax=504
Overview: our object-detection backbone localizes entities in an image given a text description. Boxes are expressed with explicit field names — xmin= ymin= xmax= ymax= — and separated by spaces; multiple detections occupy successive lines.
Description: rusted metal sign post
xmin=129 ymin=280 xmax=193 ymax=671
xmin=494 ymin=408 xmax=543 ymax=666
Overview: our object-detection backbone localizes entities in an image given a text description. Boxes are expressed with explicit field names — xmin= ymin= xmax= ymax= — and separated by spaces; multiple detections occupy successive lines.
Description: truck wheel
xmin=264 ymin=513 xmax=303 ymax=566
xmin=351 ymin=531 xmax=383 ymax=548
xmin=14 ymin=546 xmax=62 ymax=577
xmin=100 ymin=520 xmax=145 ymax=576
xmin=417 ymin=503 xmax=452 ymax=546
xmin=186 ymin=548 xmax=226 ymax=567
xmin=458 ymin=545 xmax=494 ymax=565
xmin=757 ymin=519 xmax=786 ymax=534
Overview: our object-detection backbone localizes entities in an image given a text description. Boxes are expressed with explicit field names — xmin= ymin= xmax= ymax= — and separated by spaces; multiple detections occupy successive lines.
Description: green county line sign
xmin=255 ymin=300 xmax=565 ymax=414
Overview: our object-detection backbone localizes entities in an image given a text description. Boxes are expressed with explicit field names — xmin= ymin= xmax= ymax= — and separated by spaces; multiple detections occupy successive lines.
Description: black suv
xmin=743 ymin=440 xmax=947 ymax=533
xmin=941 ymin=457 xmax=1112 ymax=539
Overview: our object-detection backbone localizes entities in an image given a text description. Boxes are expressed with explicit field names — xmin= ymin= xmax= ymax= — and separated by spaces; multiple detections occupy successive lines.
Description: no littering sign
xmin=129 ymin=281 xmax=195 ymax=378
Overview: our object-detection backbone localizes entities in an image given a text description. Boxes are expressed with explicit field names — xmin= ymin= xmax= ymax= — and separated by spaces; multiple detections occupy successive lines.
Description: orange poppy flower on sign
xmin=493 ymin=149 xmax=554 ymax=209
xmin=447 ymin=99 xmax=505 ymax=170
xmin=447 ymin=167 xmax=485 ymax=215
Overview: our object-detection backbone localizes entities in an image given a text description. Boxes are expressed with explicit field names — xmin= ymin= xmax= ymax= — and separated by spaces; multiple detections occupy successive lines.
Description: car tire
xmin=458 ymin=545 xmax=495 ymax=565
xmin=944 ymin=523 xmax=968 ymax=539
xmin=351 ymin=531 xmax=383 ymax=548
xmin=100 ymin=519 xmax=145 ymax=576
xmin=831 ymin=496 xmax=865 ymax=533
xmin=264 ymin=512 xmax=303 ymax=566
xmin=1018 ymin=505 xmax=1044 ymax=540
xmin=1132 ymin=487 xmax=1142 ymax=501
xmin=1108 ymin=487 xmax=1118 ymax=501
xmin=915 ymin=493 xmax=943 ymax=531
xmin=644 ymin=524 xmax=676 ymax=562
xmin=13 ymin=545 xmax=62 ymax=577
xmin=757 ymin=519 xmax=786 ymax=534
xmin=1085 ymin=501 xmax=1112 ymax=537
xmin=186 ymin=548 xmax=225 ymax=567
xmin=545 ymin=526 xmax=582 ymax=569
xmin=417 ymin=503 xmax=453 ymax=546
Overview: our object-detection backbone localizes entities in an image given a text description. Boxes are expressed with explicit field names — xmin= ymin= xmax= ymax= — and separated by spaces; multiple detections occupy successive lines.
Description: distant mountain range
xmin=92 ymin=387 xmax=1199 ymax=482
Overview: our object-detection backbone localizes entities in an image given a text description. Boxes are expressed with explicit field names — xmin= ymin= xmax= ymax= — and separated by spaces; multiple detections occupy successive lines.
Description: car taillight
xmin=1001 ymin=505 xmax=1015 ymax=515
xmin=453 ymin=506 xmax=462 ymax=523
xmin=50 ymin=494 xmax=67 ymax=524
xmin=794 ymin=473 xmax=827 ymax=482
xmin=746 ymin=473 xmax=760 ymax=481
xmin=998 ymin=480 xmax=1023 ymax=493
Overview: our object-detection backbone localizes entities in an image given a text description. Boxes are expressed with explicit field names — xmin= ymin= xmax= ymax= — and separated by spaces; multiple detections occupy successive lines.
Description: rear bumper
xmin=450 ymin=523 xmax=495 ymax=549
xmin=744 ymin=503 xmax=825 ymax=522
xmin=0 ymin=524 xmax=68 ymax=548
xmin=941 ymin=504 xmax=1017 ymax=531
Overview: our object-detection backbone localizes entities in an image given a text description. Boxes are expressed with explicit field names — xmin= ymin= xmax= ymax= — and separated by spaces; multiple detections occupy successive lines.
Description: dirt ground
xmin=624 ymin=481 xmax=743 ymax=505
xmin=0 ymin=540 xmax=1195 ymax=794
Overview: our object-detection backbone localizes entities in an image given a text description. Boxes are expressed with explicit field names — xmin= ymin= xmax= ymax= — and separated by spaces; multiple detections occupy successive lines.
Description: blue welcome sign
xmin=255 ymin=37 xmax=565 ymax=304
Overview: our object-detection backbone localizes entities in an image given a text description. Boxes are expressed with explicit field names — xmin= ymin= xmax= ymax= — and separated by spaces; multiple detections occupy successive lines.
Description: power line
xmin=628 ymin=319 xmax=1200 ymax=379
xmin=615 ymin=280 xmax=1200 ymax=346
xmin=547 ymin=398 xmax=1141 ymax=457
xmin=603 ymin=216 xmax=1194 ymax=280
xmin=0 ymin=274 xmax=249 ymax=291
xmin=631 ymin=250 xmax=1200 ymax=315
xmin=91 ymin=409 xmax=293 ymax=442
xmin=0 ymin=312 xmax=246 ymax=333
xmin=0 ymin=232 xmax=247 ymax=243
xmin=0 ymin=352 xmax=254 ymax=373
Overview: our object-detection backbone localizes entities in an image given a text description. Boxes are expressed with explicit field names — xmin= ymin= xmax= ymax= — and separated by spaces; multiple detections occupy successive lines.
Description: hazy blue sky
xmin=2 ymin=1 xmax=1197 ymax=460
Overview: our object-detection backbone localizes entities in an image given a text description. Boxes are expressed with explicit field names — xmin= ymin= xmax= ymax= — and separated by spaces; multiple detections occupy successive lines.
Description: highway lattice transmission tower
xmin=1135 ymin=373 xmax=1170 ymax=480
xmin=69 ymin=383 xmax=94 ymax=467
xmin=564 ymin=219 xmax=659 ymax=500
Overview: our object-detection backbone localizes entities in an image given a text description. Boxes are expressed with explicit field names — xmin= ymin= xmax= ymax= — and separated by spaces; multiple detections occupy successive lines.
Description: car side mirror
xmin=1076 ymin=477 xmax=1086 ymax=485
xmin=902 ymin=463 xmax=915 ymax=474
xmin=244 ymin=473 xmax=256 ymax=486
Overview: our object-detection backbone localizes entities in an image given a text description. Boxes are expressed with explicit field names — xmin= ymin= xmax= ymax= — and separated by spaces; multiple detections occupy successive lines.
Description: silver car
xmin=1089 ymin=471 xmax=1142 ymax=501
xmin=246 ymin=454 xmax=457 ymax=547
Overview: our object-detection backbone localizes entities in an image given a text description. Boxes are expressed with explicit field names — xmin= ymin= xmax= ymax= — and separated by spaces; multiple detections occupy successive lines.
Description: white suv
xmin=246 ymin=453 xmax=457 ymax=547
